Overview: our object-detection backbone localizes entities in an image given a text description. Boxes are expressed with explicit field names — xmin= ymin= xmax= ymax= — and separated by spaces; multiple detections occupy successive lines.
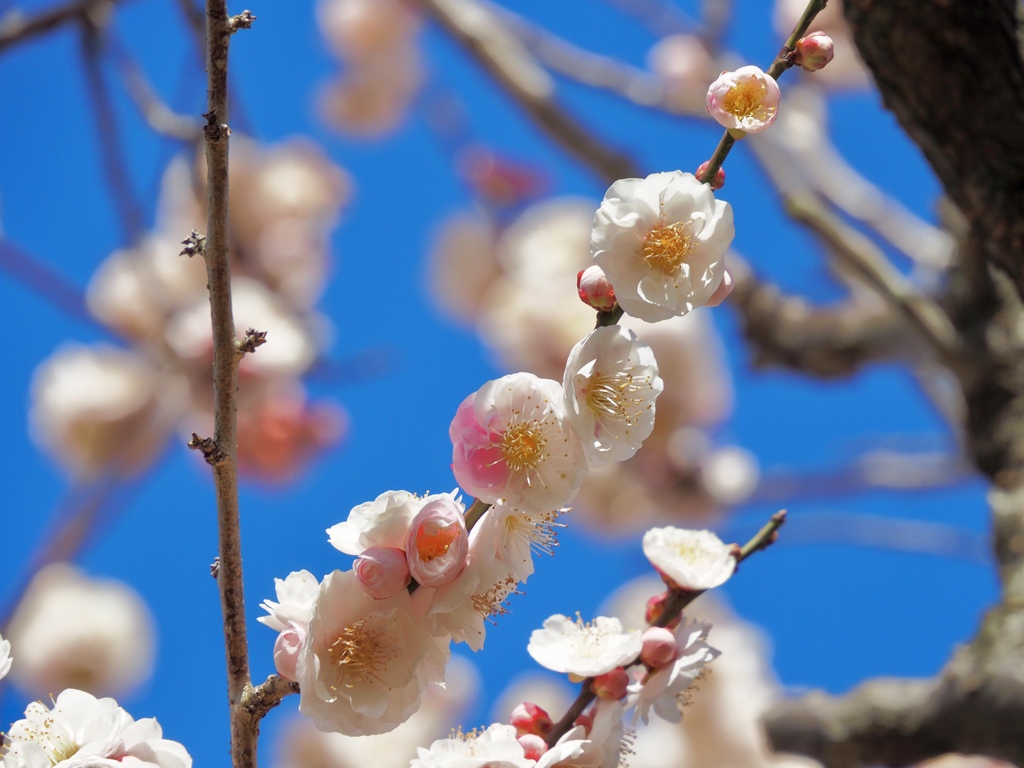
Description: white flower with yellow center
xmin=564 ymin=325 xmax=663 ymax=467
xmin=642 ymin=527 xmax=736 ymax=591
xmin=0 ymin=689 xmax=191 ymax=768
xmin=297 ymin=569 xmax=449 ymax=736
xmin=411 ymin=723 xmax=534 ymax=768
xmin=630 ymin=619 xmax=719 ymax=725
xmin=528 ymin=614 xmax=642 ymax=679
xmin=592 ymin=171 xmax=734 ymax=322
xmin=450 ymin=373 xmax=587 ymax=513
xmin=706 ymin=65 xmax=781 ymax=135
xmin=488 ymin=503 xmax=564 ymax=583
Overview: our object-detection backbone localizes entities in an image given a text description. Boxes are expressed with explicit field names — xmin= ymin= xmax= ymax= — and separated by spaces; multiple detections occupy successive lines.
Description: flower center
xmin=585 ymin=371 xmax=647 ymax=425
xmin=501 ymin=421 xmax=547 ymax=474
xmin=472 ymin=575 xmax=516 ymax=620
xmin=721 ymin=79 xmax=768 ymax=118
xmin=503 ymin=508 xmax=562 ymax=556
xmin=327 ymin=618 xmax=397 ymax=688
xmin=642 ymin=221 xmax=698 ymax=275
xmin=415 ymin=520 xmax=459 ymax=561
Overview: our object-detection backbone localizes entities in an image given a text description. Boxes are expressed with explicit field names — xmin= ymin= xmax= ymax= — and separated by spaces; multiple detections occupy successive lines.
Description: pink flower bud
xmin=510 ymin=702 xmax=553 ymax=736
xmin=794 ymin=32 xmax=835 ymax=72
xmin=577 ymin=265 xmax=617 ymax=310
xmin=645 ymin=591 xmax=680 ymax=629
xmin=273 ymin=623 xmax=306 ymax=682
xmin=695 ymin=161 xmax=725 ymax=190
xmin=354 ymin=545 xmax=411 ymax=599
xmin=705 ymin=268 xmax=734 ymax=307
xmin=405 ymin=497 xmax=469 ymax=587
xmin=706 ymin=65 xmax=780 ymax=135
xmin=640 ymin=626 xmax=677 ymax=668
xmin=591 ymin=667 xmax=630 ymax=700
xmin=518 ymin=734 xmax=548 ymax=761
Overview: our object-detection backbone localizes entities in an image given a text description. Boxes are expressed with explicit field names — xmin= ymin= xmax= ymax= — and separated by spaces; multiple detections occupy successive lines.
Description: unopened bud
xmin=510 ymin=702 xmax=553 ymax=737
xmin=696 ymin=161 xmax=726 ymax=190
xmin=354 ymin=546 xmax=411 ymax=599
xmin=577 ymin=265 xmax=617 ymax=310
xmin=518 ymin=734 xmax=547 ymax=761
xmin=591 ymin=667 xmax=630 ymax=700
xmin=794 ymin=32 xmax=835 ymax=72
xmin=640 ymin=626 xmax=677 ymax=668
xmin=273 ymin=624 xmax=306 ymax=682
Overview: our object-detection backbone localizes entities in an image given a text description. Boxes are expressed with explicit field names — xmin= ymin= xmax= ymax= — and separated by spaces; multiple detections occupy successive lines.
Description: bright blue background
xmin=0 ymin=0 xmax=996 ymax=764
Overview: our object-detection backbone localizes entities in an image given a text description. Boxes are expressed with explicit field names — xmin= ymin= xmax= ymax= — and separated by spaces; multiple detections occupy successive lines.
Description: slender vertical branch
xmin=202 ymin=2 xmax=253 ymax=767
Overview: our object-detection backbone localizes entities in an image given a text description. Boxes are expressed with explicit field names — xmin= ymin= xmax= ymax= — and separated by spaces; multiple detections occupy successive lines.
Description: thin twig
xmin=108 ymin=31 xmax=203 ymax=141
xmin=0 ymin=0 xmax=133 ymax=52
xmin=784 ymin=193 xmax=959 ymax=359
xmin=201 ymin=1 xmax=253 ymax=766
xmin=416 ymin=0 xmax=637 ymax=183
xmin=0 ymin=239 xmax=101 ymax=328
xmin=79 ymin=19 xmax=146 ymax=244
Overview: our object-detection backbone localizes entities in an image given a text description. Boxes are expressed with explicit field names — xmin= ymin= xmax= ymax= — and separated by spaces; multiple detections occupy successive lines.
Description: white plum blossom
xmin=705 ymin=66 xmax=781 ymax=135
xmin=592 ymin=171 xmax=734 ymax=322
xmin=411 ymin=723 xmax=534 ymax=768
xmin=642 ymin=527 xmax=736 ymax=591
xmin=5 ymin=564 xmax=155 ymax=699
xmin=328 ymin=490 xmax=461 ymax=555
xmin=528 ymin=615 xmax=642 ymax=678
xmin=258 ymin=570 xmax=320 ymax=631
xmin=0 ymin=634 xmax=11 ymax=681
xmin=564 ymin=325 xmax=663 ymax=467
xmin=450 ymin=373 xmax=587 ymax=512
xmin=488 ymin=503 xmax=563 ymax=583
xmin=0 ymin=689 xmax=191 ymax=768
xmin=630 ymin=619 xmax=719 ymax=724
xmin=297 ymin=569 xmax=449 ymax=735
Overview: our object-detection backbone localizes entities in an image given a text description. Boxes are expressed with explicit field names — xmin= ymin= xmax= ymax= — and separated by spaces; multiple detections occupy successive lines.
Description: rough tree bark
xmin=764 ymin=3 xmax=1024 ymax=766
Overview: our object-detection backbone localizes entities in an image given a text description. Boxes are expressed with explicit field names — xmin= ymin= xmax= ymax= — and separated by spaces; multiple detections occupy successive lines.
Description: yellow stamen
xmin=501 ymin=421 xmax=546 ymax=474
xmin=642 ymin=221 xmax=697 ymax=275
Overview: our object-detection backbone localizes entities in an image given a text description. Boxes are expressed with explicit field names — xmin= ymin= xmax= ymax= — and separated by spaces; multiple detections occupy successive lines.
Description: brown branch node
xmin=235 ymin=328 xmax=267 ymax=358
xmin=241 ymin=675 xmax=301 ymax=721
xmin=187 ymin=432 xmax=227 ymax=465
xmin=210 ymin=556 xmax=220 ymax=579
xmin=180 ymin=230 xmax=206 ymax=258
xmin=201 ymin=110 xmax=231 ymax=141
xmin=227 ymin=10 xmax=255 ymax=32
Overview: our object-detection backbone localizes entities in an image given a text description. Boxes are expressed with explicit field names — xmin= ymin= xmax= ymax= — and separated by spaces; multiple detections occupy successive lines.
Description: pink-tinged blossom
xmin=328 ymin=490 xmax=460 ymax=555
xmin=412 ymin=511 xmax=518 ymax=651
xmin=695 ymin=160 xmax=726 ymax=190
xmin=794 ymin=31 xmax=835 ymax=72
xmin=517 ymin=733 xmax=547 ymax=761
xmin=450 ymin=373 xmax=587 ymax=512
xmin=706 ymin=66 xmax=781 ymax=135
xmin=592 ymin=171 xmax=734 ymax=323
xmin=274 ymin=624 xmax=306 ymax=682
xmin=577 ymin=265 xmax=616 ymax=310
xmin=630 ymin=619 xmax=719 ymax=724
xmin=528 ymin=615 xmax=642 ymax=678
xmin=258 ymin=570 xmax=320 ymax=632
xmin=354 ymin=546 xmax=411 ymax=599
xmin=297 ymin=569 xmax=449 ymax=736
xmin=405 ymin=497 xmax=469 ymax=587
xmin=0 ymin=689 xmax=191 ymax=768
xmin=642 ymin=527 xmax=736 ymax=591
xmin=564 ymin=325 xmax=663 ymax=467
xmin=411 ymin=723 xmax=533 ymax=768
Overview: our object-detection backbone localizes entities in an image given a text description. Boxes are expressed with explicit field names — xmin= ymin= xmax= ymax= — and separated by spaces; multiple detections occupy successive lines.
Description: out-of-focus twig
xmin=0 ymin=239 xmax=101 ymax=327
xmin=80 ymin=19 xmax=146 ymax=244
xmin=0 ymin=0 xmax=133 ymax=52
xmin=596 ymin=0 xmax=693 ymax=36
xmin=108 ymin=33 xmax=203 ymax=140
xmin=416 ymin=0 xmax=638 ymax=183
xmin=784 ymin=193 xmax=959 ymax=360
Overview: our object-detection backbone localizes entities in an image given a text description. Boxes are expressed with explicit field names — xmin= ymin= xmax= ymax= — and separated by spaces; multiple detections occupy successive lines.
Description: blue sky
xmin=0 ymin=0 xmax=996 ymax=763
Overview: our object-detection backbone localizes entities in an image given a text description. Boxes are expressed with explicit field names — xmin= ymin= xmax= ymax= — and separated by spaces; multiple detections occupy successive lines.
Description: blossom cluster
xmin=30 ymin=138 xmax=349 ymax=482
xmin=410 ymin=528 xmax=737 ymax=767
xmin=259 ymin=489 xmax=569 ymax=736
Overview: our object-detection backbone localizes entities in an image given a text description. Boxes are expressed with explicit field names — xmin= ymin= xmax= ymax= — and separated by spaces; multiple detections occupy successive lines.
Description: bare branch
xmin=0 ymin=0 xmax=133 ymax=53
xmin=416 ymin=0 xmax=638 ymax=182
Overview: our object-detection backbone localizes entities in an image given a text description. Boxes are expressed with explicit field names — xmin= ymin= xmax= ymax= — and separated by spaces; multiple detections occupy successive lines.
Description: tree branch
xmin=200 ymin=1 xmax=253 ymax=766
xmin=416 ymin=0 xmax=638 ymax=183
xmin=0 ymin=0 xmax=133 ymax=52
